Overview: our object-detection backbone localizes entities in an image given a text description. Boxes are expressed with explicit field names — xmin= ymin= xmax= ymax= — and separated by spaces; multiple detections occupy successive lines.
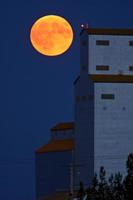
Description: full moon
xmin=30 ymin=15 xmax=73 ymax=56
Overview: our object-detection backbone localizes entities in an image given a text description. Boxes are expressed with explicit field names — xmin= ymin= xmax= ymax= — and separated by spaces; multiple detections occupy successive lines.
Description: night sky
xmin=0 ymin=0 xmax=133 ymax=199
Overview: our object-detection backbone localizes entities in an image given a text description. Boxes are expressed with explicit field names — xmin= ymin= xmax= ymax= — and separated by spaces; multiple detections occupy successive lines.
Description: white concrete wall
xmin=94 ymin=83 xmax=133 ymax=176
xmin=88 ymin=35 xmax=133 ymax=75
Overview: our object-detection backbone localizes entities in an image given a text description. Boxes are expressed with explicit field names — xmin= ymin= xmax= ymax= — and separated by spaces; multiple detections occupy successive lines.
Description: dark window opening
xmin=76 ymin=96 xmax=80 ymax=102
xmin=82 ymin=65 xmax=86 ymax=70
xmin=101 ymin=94 xmax=115 ymax=99
xmin=129 ymin=41 xmax=133 ymax=46
xmin=96 ymin=40 xmax=110 ymax=46
xmin=129 ymin=66 xmax=133 ymax=71
xmin=88 ymin=95 xmax=94 ymax=100
xmin=96 ymin=65 xmax=109 ymax=71
xmin=82 ymin=41 xmax=87 ymax=46
xmin=82 ymin=96 xmax=87 ymax=101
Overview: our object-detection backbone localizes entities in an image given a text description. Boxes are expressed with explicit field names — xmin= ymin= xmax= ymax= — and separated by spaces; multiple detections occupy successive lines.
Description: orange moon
xmin=30 ymin=15 xmax=73 ymax=56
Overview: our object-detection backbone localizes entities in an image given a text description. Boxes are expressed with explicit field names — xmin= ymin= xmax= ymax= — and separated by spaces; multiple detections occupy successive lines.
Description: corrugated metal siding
xmin=75 ymin=30 xmax=133 ymax=187
xmin=89 ymin=35 xmax=133 ymax=75
xmin=74 ymin=32 xmax=94 ymax=187
xmin=36 ymin=151 xmax=73 ymax=199
xmin=75 ymin=76 xmax=94 ymax=187
xmin=94 ymin=82 xmax=133 ymax=175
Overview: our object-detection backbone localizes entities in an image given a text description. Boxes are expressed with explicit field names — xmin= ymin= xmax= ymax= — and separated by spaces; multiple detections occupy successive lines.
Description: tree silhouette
xmin=77 ymin=181 xmax=85 ymax=200
xmin=124 ymin=153 xmax=133 ymax=200
xmin=77 ymin=153 xmax=133 ymax=200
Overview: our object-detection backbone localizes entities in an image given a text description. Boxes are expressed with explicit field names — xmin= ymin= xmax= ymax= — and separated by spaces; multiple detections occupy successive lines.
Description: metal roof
xmin=51 ymin=122 xmax=74 ymax=131
xmin=91 ymin=74 xmax=133 ymax=83
xmin=74 ymin=74 xmax=133 ymax=85
xmin=36 ymin=139 xmax=74 ymax=153
xmin=81 ymin=28 xmax=133 ymax=35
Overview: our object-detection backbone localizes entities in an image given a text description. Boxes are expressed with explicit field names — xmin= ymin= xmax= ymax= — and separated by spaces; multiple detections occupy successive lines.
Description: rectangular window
xmin=129 ymin=41 xmax=133 ymax=46
xmin=76 ymin=96 xmax=80 ymax=102
xmin=96 ymin=65 xmax=109 ymax=71
xmin=82 ymin=96 xmax=87 ymax=101
xmin=82 ymin=41 xmax=87 ymax=46
xmin=82 ymin=65 xmax=86 ymax=70
xmin=101 ymin=94 xmax=115 ymax=100
xmin=96 ymin=40 xmax=110 ymax=46
xmin=88 ymin=95 xmax=94 ymax=100
xmin=129 ymin=66 xmax=133 ymax=71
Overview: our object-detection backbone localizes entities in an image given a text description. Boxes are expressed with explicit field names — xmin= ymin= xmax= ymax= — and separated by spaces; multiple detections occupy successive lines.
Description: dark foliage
xmin=77 ymin=181 xmax=85 ymax=200
xmin=123 ymin=153 xmax=133 ymax=200
xmin=77 ymin=153 xmax=133 ymax=200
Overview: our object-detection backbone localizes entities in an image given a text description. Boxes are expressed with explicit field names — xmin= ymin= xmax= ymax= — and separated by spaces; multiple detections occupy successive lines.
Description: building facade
xmin=35 ymin=122 xmax=74 ymax=199
xmin=74 ymin=28 xmax=133 ymax=186
xmin=36 ymin=28 xmax=133 ymax=199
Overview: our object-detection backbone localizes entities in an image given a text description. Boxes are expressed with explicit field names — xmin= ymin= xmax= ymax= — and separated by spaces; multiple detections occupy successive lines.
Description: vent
xmin=96 ymin=40 xmax=110 ymax=46
xmin=76 ymin=96 xmax=80 ymax=102
xmin=101 ymin=94 xmax=115 ymax=100
xmin=82 ymin=40 xmax=87 ymax=46
xmin=118 ymin=70 xmax=123 ymax=75
xmin=96 ymin=65 xmax=109 ymax=71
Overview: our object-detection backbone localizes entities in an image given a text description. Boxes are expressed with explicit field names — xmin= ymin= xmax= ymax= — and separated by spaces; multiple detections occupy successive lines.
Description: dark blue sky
xmin=0 ymin=0 xmax=133 ymax=199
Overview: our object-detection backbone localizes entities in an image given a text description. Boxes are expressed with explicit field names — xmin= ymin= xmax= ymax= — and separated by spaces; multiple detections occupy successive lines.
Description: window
xmin=96 ymin=65 xmax=109 ymax=71
xmin=82 ymin=96 xmax=87 ymax=101
xmin=54 ymin=132 xmax=58 ymax=137
xmin=96 ymin=40 xmax=110 ymax=46
xmin=103 ymin=106 xmax=107 ymax=110
xmin=129 ymin=66 xmax=133 ymax=71
xmin=122 ymin=107 xmax=126 ymax=111
xmin=82 ymin=65 xmax=86 ymax=70
xmin=76 ymin=96 xmax=80 ymax=102
xmin=129 ymin=41 xmax=133 ymax=46
xmin=82 ymin=40 xmax=87 ymax=46
xmin=88 ymin=95 xmax=94 ymax=100
xmin=101 ymin=94 xmax=115 ymax=99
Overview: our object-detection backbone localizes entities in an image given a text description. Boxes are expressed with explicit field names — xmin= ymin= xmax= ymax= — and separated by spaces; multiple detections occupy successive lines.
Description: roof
xmin=51 ymin=122 xmax=74 ymax=131
xmin=74 ymin=74 xmax=133 ymax=85
xmin=36 ymin=139 xmax=74 ymax=153
xmin=81 ymin=28 xmax=133 ymax=36
xmin=43 ymin=191 xmax=70 ymax=200
xmin=90 ymin=74 xmax=133 ymax=83
xmin=73 ymin=76 xmax=80 ymax=85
